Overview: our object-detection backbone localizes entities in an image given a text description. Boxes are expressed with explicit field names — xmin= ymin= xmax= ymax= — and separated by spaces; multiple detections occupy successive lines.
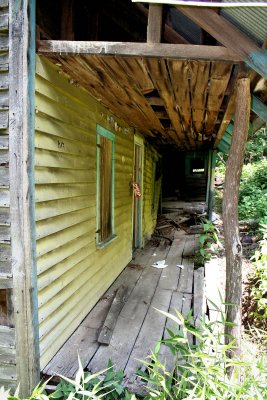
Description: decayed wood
xmin=223 ymin=78 xmax=250 ymax=357
xmin=9 ymin=0 xmax=40 ymax=394
xmin=147 ymin=4 xmax=163 ymax=43
xmin=193 ymin=267 xmax=205 ymax=342
xmin=178 ymin=7 xmax=266 ymax=78
xmin=37 ymin=41 xmax=243 ymax=62
xmin=88 ymin=243 xmax=170 ymax=373
xmin=98 ymin=285 xmax=128 ymax=345
xmin=0 ymin=325 xmax=15 ymax=347
xmin=204 ymin=63 xmax=233 ymax=135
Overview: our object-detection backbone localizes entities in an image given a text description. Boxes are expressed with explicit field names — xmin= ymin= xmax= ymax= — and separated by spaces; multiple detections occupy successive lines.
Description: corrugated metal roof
xmin=221 ymin=0 xmax=267 ymax=46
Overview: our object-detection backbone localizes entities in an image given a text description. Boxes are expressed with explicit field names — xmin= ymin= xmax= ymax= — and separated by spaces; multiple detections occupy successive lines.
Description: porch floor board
xmin=43 ymin=230 xmax=204 ymax=388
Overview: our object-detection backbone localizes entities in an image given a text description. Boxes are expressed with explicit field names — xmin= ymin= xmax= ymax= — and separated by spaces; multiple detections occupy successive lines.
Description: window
xmin=191 ymin=157 xmax=205 ymax=174
xmin=96 ymin=125 xmax=115 ymax=246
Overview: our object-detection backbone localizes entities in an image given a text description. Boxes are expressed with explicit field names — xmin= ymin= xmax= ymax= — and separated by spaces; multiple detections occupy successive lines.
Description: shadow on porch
xmin=42 ymin=209 xmax=207 ymax=391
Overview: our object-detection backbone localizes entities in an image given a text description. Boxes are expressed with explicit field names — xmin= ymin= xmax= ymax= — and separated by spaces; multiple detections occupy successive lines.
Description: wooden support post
xmin=223 ymin=78 xmax=250 ymax=357
xmin=147 ymin=4 xmax=163 ymax=43
xmin=61 ymin=0 xmax=74 ymax=40
xmin=9 ymin=0 xmax=39 ymax=395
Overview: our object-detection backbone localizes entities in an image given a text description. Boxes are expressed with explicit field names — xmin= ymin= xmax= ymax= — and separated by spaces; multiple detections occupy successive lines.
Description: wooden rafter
xmin=177 ymin=7 xmax=267 ymax=79
xmin=37 ymin=41 xmax=243 ymax=62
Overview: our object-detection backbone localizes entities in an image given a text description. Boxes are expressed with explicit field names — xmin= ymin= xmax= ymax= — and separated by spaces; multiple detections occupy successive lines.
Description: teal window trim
xmin=96 ymin=124 xmax=116 ymax=248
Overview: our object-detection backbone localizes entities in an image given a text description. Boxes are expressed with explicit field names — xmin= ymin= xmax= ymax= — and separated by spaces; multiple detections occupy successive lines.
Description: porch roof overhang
xmin=37 ymin=40 xmax=265 ymax=151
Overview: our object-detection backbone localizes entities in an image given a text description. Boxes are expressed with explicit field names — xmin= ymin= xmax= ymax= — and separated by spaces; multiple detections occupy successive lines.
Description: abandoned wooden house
xmin=0 ymin=0 xmax=267 ymax=395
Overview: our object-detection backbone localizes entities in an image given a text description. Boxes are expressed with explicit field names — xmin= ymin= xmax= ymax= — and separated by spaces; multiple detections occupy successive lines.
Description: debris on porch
xmin=42 ymin=207 xmax=212 ymax=392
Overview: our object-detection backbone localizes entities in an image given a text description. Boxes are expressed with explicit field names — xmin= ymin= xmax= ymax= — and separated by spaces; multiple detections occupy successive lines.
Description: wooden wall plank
xmin=35 ymin=56 xmax=135 ymax=370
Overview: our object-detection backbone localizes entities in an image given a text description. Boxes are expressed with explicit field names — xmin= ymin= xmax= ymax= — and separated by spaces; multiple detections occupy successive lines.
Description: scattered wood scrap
xmin=98 ymin=285 xmax=128 ymax=345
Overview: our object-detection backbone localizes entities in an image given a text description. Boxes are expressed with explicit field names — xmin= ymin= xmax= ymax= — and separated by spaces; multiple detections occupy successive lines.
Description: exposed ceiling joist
xmin=147 ymin=4 xmax=163 ymax=43
xmin=135 ymin=3 xmax=190 ymax=44
xmin=37 ymin=40 xmax=243 ymax=62
xmin=177 ymin=6 xmax=267 ymax=78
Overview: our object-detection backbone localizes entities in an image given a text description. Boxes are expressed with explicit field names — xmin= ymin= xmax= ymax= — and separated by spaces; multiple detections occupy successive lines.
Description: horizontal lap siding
xmin=143 ymin=145 xmax=161 ymax=242
xmin=35 ymin=56 xmax=134 ymax=368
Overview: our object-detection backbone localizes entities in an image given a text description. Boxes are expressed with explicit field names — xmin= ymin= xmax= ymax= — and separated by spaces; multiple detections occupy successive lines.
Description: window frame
xmin=96 ymin=124 xmax=116 ymax=248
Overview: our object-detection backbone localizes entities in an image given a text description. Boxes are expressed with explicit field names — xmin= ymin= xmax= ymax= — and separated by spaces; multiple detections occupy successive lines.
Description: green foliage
xmin=198 ymin=219 xmax=219 ymax=260
xmin=239 ymin=159 xmax=267 ymax=226
xmin=138 ymin=309 xmax=267 ymax=400
xmin=250 ymin=225 xmax=267 ymax=327
xmin=50 ymin=359 xmax=135 ymax=400
xmin=244 ymin=127 xmax=267 ymax=164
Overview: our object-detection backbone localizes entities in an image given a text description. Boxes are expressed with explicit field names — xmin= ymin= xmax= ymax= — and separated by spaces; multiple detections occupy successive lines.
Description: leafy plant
xmin=198 ymin=219 xmax=220 ymax=260
xmin=50 ymin=359 xmax=135 ymax=400
xmin=138 ymin=308 xmax=267 ymax=400
xmin=250 ymin=225 xmax=267 ymax=328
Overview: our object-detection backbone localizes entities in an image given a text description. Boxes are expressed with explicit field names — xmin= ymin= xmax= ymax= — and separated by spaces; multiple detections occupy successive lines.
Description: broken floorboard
xmin=43 ymin=230 xmax=206 ymax=390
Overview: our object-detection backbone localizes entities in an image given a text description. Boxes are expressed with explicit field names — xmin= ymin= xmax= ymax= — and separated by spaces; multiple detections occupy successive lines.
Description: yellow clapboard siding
xmin=35 ymin=167 xmax=95 ymax=185
xmin=36 ymin=220 xmax=93 ymax=257
xmin=38 ymin=243 xmax=93 ymax=290
xmin=35 ymin=196 xmax=92 ymax=221
xmin=38 ymin=256 xmax=94 ymax=310
xmin=37 ymin=232 xmax=93 ymax=274
xmin=35 ymin=114 xmax=95 ymax=143
xmin=36 ymin=94 xmax=94 ymax=132
xmin=39 ymin=247 xmax=132 ymax=367
xmin=35 ymin=131 xmax=93 ymax=156
xmin=35 ymin=75 xmax=98 ymax=122
xmin=36 ymin=56 xmax=98 ymax=111
xmin=36 ymin=208 xmax=94 ymax=240
xmin=35 ymin=183 xmax=94 ymax=203
xmin=35 ymin=56 xmax=135 ymax=368
xmin=35 ymin=148 xmax=91 ymax=170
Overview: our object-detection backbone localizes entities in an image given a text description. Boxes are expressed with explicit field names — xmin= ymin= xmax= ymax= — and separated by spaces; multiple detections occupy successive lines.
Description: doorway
xmin=133 ymin=136 xmax=144 ymax=249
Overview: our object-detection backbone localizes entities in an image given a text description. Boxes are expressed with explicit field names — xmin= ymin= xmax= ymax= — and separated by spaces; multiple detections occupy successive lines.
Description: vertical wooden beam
xmin=207 ymin=150 xmax=216 ymax=220
xmin=9 ymin=0 xmax=39 ymax=395
xmin=147 ymin=4 xmax=163 ymax=43
xmin=61 ymin=0 xmax=74 ymax=40
xmin=223 ymin=78 xmax=250 ymax=357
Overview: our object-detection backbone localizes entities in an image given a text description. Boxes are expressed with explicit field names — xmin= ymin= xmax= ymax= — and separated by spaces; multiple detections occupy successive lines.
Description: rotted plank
xmin=118 ymin=57 xmax=155 ymax=94
xmin=205 ymin=63 xmax=233 ymax=135
xmin=95 ymin=56 xmax=164 ymax=133
xmin=0 ymin=325 xmax=15 ymax=347
xmin=88 ymin=243 xmax=170 ymax=373
xmin=158 ymin=290 xmax=184 ymax=374
xmin=98 ymin=285 xmax=128 ymax=345
xmin=124 ymin=287 xmax=172 ymax=381
xmin=145 ymin=58 xmax=186 ymax=147
xmin=168 ymin=60 xmax=194 ymax=145
xmin=190 ymin=61 xmax=210 ymax=134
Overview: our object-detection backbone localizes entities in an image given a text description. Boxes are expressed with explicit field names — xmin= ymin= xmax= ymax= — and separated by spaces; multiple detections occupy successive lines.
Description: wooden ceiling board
xmin=167 ymin=60 xmax=195 ymax=146
xmin=204 ymin=62 xmax=233 ymax=135
xmin=190 ymin=61 xmax=210 ymax=134
xmin=41 ymin=52 xmax=240 ymax=150
xmin=68 ymin=54 xmax=154 ymax=135
xmin=117 ymin=57 xmax=155 ymax=94
xmin=144 ymin=58 xmax=188 ymax=148
xmin=96 ymin=56 xmax=164 ymax=134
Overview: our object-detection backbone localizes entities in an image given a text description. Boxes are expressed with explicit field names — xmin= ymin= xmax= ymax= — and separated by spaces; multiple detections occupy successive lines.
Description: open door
xmin=133 ymin=136 xmax=144 ymax=249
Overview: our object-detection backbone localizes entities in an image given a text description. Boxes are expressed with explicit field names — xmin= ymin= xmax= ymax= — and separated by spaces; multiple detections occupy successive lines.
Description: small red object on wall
xmin=133 ymin=182 xmax=141 ymax=198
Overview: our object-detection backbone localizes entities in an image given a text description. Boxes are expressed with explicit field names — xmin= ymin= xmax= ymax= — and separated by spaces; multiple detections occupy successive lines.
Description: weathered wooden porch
xmin=43 ymin=229 xmax=206 ymax=390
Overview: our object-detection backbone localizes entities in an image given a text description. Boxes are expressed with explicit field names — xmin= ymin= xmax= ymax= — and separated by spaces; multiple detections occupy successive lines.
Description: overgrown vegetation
xmin=3 ymin=309 xmax=267 ymax=399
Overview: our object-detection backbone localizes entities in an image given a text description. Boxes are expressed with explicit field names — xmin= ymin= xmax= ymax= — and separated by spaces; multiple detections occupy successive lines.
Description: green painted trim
xmin=96 ymin=124 xmax=116 ymax=247
xmin=251 ymin=95 xmax=267 ymax=122
xmin=208 ymin=151 xmax=217 ymax=220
